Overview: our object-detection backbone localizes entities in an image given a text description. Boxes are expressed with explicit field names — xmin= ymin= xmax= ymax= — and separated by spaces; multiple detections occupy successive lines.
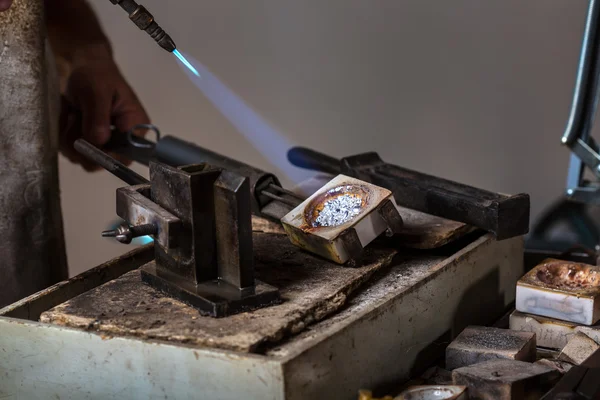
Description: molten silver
xmin=314 ymin=193 xmax=363 ymax=228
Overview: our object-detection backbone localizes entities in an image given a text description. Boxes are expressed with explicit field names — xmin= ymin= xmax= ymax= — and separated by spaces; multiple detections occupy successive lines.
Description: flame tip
xmin=173 ymin=49 xmax=201 ymax=78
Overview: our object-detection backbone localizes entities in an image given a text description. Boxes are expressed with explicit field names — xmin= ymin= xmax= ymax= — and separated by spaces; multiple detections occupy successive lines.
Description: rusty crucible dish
xmin=281 ymin=175 xmax=403 ymax=265
xmin=516 ymin=258 xmax=600 ymax=325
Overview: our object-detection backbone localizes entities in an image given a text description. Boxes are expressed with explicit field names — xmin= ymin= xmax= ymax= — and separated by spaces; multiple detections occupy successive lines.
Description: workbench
xmin=0 ymin=219 xmax=523 ymax=399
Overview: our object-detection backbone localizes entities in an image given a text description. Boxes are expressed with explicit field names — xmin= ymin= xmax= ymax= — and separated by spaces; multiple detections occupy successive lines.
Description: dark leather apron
xmin=0 ymin=0 xmax=68 ymax=307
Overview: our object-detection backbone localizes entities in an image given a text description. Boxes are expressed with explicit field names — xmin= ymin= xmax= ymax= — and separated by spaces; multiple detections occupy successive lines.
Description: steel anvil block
xmin=445 ymin=326 xmax=536 ymax=370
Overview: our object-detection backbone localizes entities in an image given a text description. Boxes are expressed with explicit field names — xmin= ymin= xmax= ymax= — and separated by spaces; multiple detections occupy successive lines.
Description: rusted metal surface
xmin=0 ymin=0 xmax=68 ymax=308
xmin=40 ymin=232 xmax=396 ymax=352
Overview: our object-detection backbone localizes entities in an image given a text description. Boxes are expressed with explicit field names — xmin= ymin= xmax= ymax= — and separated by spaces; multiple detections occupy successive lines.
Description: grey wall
xmin=61 ymin=0 xmax=588 ymax=275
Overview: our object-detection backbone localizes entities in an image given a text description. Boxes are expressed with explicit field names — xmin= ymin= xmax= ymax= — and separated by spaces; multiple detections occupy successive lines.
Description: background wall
xmin=61 ymin=0 xmax=588 ymax=275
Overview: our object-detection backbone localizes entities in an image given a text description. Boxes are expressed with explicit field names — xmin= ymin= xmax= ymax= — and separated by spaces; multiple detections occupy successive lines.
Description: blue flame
xmin=136 ymin=236 xmax=154 ymax=245
xmin=173 ymin=49 xmax=200 ymax=77
xmin=104 ymin=219 xmax=154 ymax=246
xmin=172 ymin=51 xmax=313 ymax=185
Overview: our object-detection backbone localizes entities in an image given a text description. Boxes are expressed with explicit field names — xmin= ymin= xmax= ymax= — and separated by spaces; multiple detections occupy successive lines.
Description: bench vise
xmin=75 ymin=139 xmax=280 ymax=317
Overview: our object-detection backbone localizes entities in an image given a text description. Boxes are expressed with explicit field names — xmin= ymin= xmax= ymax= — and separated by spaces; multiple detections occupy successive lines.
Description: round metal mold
xmin=535 ymin=260 xmax=600 ymax=291
xmin=395 ymin=386 xmax=467 ymax=400
xmin=303 ymin=184 xmax=371 ymax=228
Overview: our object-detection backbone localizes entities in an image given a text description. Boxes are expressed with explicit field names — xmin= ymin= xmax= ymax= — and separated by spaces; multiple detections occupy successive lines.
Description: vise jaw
xmin=116 ymin=161 xmax=280 ymax=317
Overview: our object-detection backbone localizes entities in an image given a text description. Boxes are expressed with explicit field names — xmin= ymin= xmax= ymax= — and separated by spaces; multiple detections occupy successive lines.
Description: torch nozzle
xmin=110 ymin=0 xmax=176 ymax=53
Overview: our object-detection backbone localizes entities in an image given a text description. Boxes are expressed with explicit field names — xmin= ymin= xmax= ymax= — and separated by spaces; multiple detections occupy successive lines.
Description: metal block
xmin=509 ymin=311 xmax=579 ymax=350
xmin=281 ymin=174 xmax=402 ymax=264
xmin=214 ymin=171 xmax=254 ymax=289
xmin=559 ymin=332 xmax=600 ymax=365
xmin=516 ymin=259 xmax=600 ymax=325
xmin=150 ymin=162 xmax=221 ymax=282
xmin=445 ymin=326 xmax=536 ymax=370
xmin=452 ymin=359 xmax=560 ymax=400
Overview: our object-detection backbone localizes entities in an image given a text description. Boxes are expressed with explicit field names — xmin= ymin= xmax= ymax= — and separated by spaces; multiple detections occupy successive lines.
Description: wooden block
xmin=40 ymin=233 xmax=396 ymax=353
xmin=509 ymin=310 xmax=579 ymax=350
xmin=452 ymin=359 xmax=560 ymax=400
xmin=559 ymin=332 xmax=600 ymax=365
xmin=445 ymin=326 xmax=536 ymax=370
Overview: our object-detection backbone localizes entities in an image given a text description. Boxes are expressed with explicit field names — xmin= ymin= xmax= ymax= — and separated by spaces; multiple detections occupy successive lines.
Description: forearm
xmin=45 ymin=0 xmax=113 ymax=68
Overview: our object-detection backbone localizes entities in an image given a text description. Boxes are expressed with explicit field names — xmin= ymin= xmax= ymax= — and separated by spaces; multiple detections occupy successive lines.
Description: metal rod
xmin=261 ymin=191 xmax=301 ymax=208
xmin=267 ymin=183 xmax=305 ymax=201
xmin=74 ymin=139 xmax=149 ymax=186
xmin=562 ymin=0 xmax=600 ymax=146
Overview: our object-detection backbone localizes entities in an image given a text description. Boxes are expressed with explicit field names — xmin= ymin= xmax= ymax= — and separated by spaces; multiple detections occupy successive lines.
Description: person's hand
xmin=0 ymin=0 xmax=12 ymax=11
xmin=59 ymin=47 xmax=150 ymax=171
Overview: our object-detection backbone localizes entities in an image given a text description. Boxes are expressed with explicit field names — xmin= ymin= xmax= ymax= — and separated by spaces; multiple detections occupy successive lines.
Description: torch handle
xmin=287 ymin=147 xmax=342 ymax=175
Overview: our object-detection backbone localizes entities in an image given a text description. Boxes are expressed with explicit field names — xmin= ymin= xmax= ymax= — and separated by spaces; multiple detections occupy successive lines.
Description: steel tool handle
xmin=287 ymin=147 xmax=342 ymax=175
xmin=75 ymin=139 xmax=149 ymax=186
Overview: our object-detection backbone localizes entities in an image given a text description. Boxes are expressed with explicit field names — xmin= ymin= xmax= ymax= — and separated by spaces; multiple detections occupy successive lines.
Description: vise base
xmin=140 ymin=261 xmax=280 ymax=317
